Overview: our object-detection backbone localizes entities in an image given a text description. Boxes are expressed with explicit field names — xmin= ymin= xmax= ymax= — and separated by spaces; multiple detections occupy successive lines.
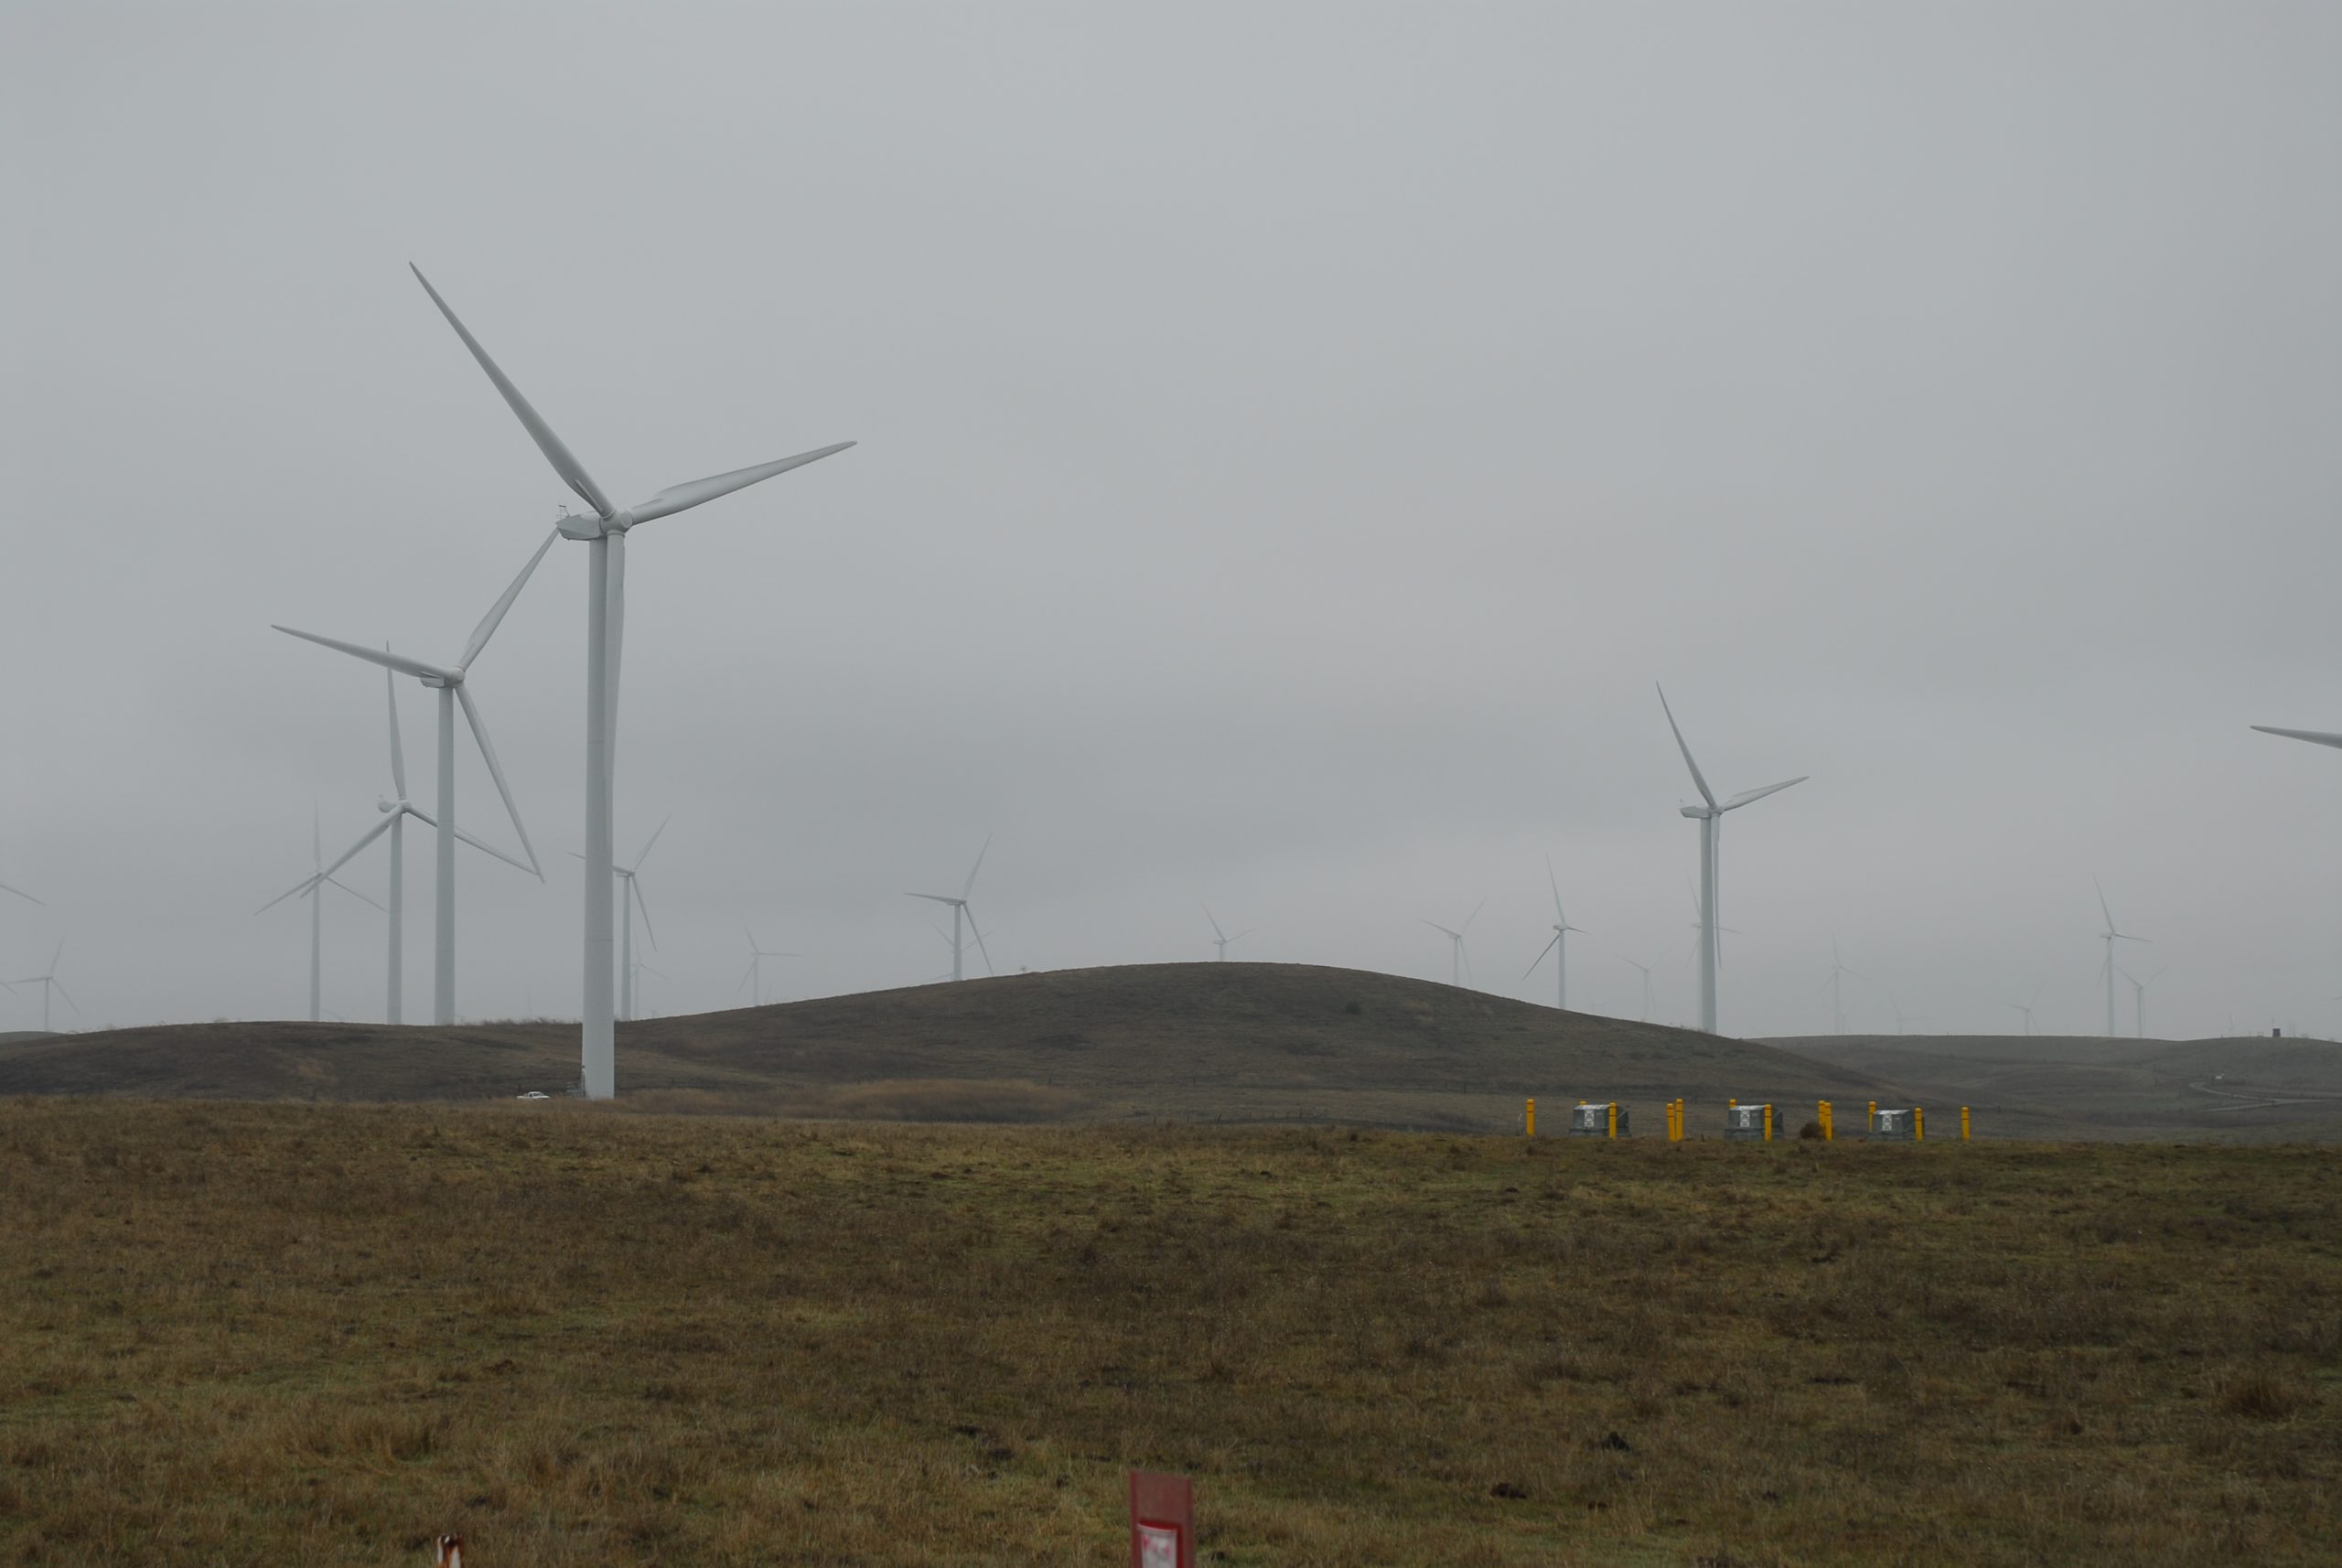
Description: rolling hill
xmin=0 ymin=961 xmax=1889 ymax=1131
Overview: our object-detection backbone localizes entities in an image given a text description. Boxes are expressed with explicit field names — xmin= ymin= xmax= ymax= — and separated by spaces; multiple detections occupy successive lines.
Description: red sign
xmin=1129 ymin=1469 xmax=1195 ymax=1568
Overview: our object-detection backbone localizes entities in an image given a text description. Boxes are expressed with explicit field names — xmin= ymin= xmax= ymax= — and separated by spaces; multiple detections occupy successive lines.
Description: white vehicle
xmin=515 ymin=1090 xmax=552 ymax=1101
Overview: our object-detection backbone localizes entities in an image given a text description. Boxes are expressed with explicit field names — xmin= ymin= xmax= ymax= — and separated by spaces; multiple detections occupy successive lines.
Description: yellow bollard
xmin=1916 ymin=1106 xmax=1926 ymax=1142
xmin=1606 ymin=1101 xmax=1618 ymax=1139
xmin=1525 ymin=1097 xmax=1535 ymax=1137
xmin=1820 ymin=1099 xmax=1832 ymax=1141
xmin=1763 ymin=1103 xmax=1773 ymax=1143
xmin=1961 ymin=1105 xmax=1971 ymax=1142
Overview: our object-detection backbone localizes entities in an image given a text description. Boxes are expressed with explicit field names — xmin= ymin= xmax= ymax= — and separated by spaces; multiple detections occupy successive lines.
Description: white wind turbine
xmin=1205 ymin=908 xmax=1253 ymax=961
xmin=1658 ymin=685 xmax=1808 ymax=1036
xmin=740 ymin=927 xmax=795 ymax=1006
xmin=1999 ymin=999 xmax=2037 ymax=1036
xmin=1818 ymin=937 xmax=1862 ymax=1034
xmin=255 ymin=809 xmax=384 ymax=1023
xmin=908 ymin=836 xmax=994 ymax=982
xmin=1618 ymin=955 xmax=1655 ymax=1022
xmin=265 ymin=661 xmax=535 ymax=1023
xmin=1523 ymin=861 xmax=1582 ymax=1010
xmin=274 ymin=534 xmax=551 ymax=1024
xmin=611 ymin=819 xmax=668 ymax=1024
xmin=409 ymin=266 xmax=853 ymax=1099
xmin=1887 ymin=998 xmax=1926 ymax=1036
xmin=1423 ymin=899 xmax=1484 ymax=989
xmin=9 ymin=940 xmax=77 ymax=1033
xmin=2094 ymin=882 xmax=2149 ymax=1037
xmin=2123 ymin=964 xmax=2171 ymax=1039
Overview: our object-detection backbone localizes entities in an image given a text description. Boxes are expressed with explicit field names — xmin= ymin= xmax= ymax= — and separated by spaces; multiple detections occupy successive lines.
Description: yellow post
xmin=1673 ymin=1099 xmax=1683 ymax=1141
xmin=1763 ymin=1103 xmax=1773 ymax=1142
xmin=1606 ymin=1101 xmax=1618 ymax=1139
xmin=1821 ymin=1100 xmax=1832 ymax=1141
xmin=1961 ymin=1105 xmax=1971 ymax=1141
xmin=1525 ymin=1098 xmax=1535 ymax=1136
xmin=1868 ymin=1100 xmax=1876 ymax=1136
xmin=1915 ymin=1106 xmax=1926 ymax=1142
xmin=1728 ymin=1097 xmax=1737 ymax=1110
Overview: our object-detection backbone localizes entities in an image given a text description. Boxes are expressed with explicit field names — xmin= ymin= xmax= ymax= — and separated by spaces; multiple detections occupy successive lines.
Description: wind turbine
xmin=274 ymin=534 xmax=551 ymax=1023
xmin=1523 ymin=860 xmax=1582 ymax=1009
xmin=908 ymin=836 xmax=994 ymax=982
xmin=408 ymin=267 xmax=853 ymax=1099
xmin=575 ymin=818 xmax=669 ymax=1023
xmin=1887 ymin=998 xmax=1925 ymax=1036
xmin=267 ymin=660 xmax=534 ymax=1023
xmin=1658 ymin=685 xmax=1808 ymax=1035
xmin=8 ymin=940 xmax=76 ymax=1033
xmin=1999 ymin=999 xmax=2036 ymax=1036
xmin=1205 ymin=908 xmax=1253 ymax=961
xmin=740 ymin=927 xmax=796 ymax=1005
xmin=1423 ymin=899 xmax=1484 ymax=989
xmin=2123 ymin=964 xmax=2171 ymax=1039
xmin=2094 ymin=882 xmax=2149 ymax=1037
xmin=255 ymin=810 xmax=385 ymax=1023
xmin=1818 ymin=937 xmax=1862 ymax=1034
xmin=631 ymin=960 xmax=670 ymax=1019
xmin=1618 ymin=955 xmax=1655 ymax=1022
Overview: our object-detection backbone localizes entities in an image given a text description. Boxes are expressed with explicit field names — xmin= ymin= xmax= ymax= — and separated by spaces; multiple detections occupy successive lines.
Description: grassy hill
xmin=1769 ymin=1032 xmax=2342 ymax=1142
xmin=0 ymin=962 xmax=1889 ymax=1131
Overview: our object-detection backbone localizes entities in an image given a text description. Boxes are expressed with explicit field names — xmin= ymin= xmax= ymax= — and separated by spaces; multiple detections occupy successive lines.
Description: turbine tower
xmin=1658 ymin=685 xmax=1808 ymax=1036
xmin=1423 ymin=899 xmax=1484 ymax=989
xmin=409 ymin=265 xmax=854 ymax=1099
xmin=908 ymin=836 xmax=994 ymax=982
xmin=8 ymin=940 xmax=76 ymax=1033
xmin=740 ymin=927 xmax=795 ymax=1006
xmin=1205 ymin=908 xmax=1253 ymax=961
xmin=2095 ymin=882 xmax=2149 ymax=1037
xmin=255 ymin=811 xmax=385 ymax=1023
xmin=274 ymin=535 xmax=550 ymax=1023
xmin=1523 ymin=860 xmax=1581 ymax=1009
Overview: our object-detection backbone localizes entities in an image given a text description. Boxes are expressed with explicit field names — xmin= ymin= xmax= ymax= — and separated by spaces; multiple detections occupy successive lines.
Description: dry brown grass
xmin=1 ymin=1100 xmax=2337 ymax=1565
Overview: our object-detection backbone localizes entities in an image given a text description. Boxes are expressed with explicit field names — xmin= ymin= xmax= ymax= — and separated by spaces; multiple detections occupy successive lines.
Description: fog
xmin=8 ymin=3 xmax=2341 ymax=1042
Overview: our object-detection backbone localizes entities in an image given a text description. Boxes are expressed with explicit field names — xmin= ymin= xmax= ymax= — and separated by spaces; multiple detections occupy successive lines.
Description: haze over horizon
xmin=9 ymin=3 xmax=2342 ymax=1042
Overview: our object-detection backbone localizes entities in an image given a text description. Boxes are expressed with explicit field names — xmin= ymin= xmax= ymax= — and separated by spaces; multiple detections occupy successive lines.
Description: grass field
xmin=2 ymin=1100 xmax=2336 ymax=1565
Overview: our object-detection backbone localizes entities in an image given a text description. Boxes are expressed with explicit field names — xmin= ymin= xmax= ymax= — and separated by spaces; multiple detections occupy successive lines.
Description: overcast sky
xmin=7 ymin=2 xmax=2342 ymax=1043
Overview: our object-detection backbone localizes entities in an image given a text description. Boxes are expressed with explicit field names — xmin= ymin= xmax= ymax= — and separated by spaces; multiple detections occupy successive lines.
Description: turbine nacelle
xmin=557 ymin=510 xmax=632 ymax=541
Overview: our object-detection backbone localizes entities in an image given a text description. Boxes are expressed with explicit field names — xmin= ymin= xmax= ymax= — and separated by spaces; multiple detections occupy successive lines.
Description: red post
xmin=1130 ymin=1470 xmax=1195 ymax=1568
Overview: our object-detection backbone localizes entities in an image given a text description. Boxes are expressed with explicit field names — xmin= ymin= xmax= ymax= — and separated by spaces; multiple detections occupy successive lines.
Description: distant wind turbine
xmin=2123 ymin=964 xmax=2171 ymax=1039
xmin=408 ymin=264 xmax=854 ymax=1101
xmin=1888 ymin=998 xmax=1925 ymax=1036
xmin=255 ymin=810 xmax=385 ymax=1023
xmin=1817 ymin=937 xmax=1862 ymax=1034
xmin=8 ymin=940 xmax=77 ymax=1033
xmin=573 ymin=818 xmax=669 ymax=1023
xmin=740 ymin=927 xmax=796 ymax=1005
xmin=1999 ymin=999 xmax=2036 ymax=1036
xmin=1205 ymin=908 xmax=1253 ymax=961
xmin=1658 ymin=685 xmax=1808 ymax=1035
xmin=274 ymin=535 xmax=551 ymax=1022
xmin=1617 ymin=955 xmax=1655 ymax=1022
xmin=1523 ymin=860 xmax=1582 ymax=1010
xmin=2094 ymin=882 xmax=2150 ymax=1037
xmin=1423 ymin=899 xmax=1484 ymax=989
xmin=908 ymin=836 xmax=994 ymax=982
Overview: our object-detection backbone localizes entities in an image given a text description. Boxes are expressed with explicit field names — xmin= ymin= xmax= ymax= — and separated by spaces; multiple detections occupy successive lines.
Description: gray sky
xmin=8 ymin=2 xmax=2342 ymax=1041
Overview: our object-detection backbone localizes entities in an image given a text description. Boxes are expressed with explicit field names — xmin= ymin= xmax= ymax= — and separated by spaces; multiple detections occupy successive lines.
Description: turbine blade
xmin=962 ymin=832 xmax=992 ymax=900
xmin=51 ymin=979 xmax=79 ymax=1017
xmin=908 ymin=892 xmax=960 ymax=906
xmin=626 ymin=442 xmax=858 ymax=525
xmin=631 ymin=875 xmax=657 ymax=950
xmin=459 ymin=529 xmax=558 ymax=671
xmin=274 ymin=627 xmax=455 ymax=683
xmin=2095 ymin=878 xmax=2114 ymax=931
xmin=409 ymin=265 xmax=616 ymax=520
xmin=398 ymin=808 xmax=531 ymax=875
xmin=964 ymin=905 xmax=995 ymax=975
xmin=1525 ymin=931 xmax=1561 ymax=978
xmin=457 ymin=684 xmax=542 ymax=878
xmin=1656 ymin=683 xmax=1719 ymax=809
xmin=317 ymin=814 xmax=399 ymax=886
xmin=1423 ymin=920 xmax=1461 ymax=939
xmin=738 ymin=961 xmax=759 ymax=996
xmin=0 ymin=880 xmax=43 ymax=907
xmin=1230 ymin=929 xmax=1254 ymax=943
xmin=1546 ymin=856 xmax=1565 ymax=926
xmin=630 ymin=813 xmax=671 ymax=871
xmin=1462 ymin=898 xmax=1486 ymax=934
xmin=2251 ymin=725 xmax=2342 ymax=750
xmin=1205 ymin=907 xmax=1226 ymax=942
xmin=255 ymin=873 xmax=323 ymax=916
xmin=384 ymin=659 xmax=407 ymax=799
xmin=1721 ymin=777 xmax=1809 ymax=811
xmin=325 ymin=875 xmax=387 ymax=913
